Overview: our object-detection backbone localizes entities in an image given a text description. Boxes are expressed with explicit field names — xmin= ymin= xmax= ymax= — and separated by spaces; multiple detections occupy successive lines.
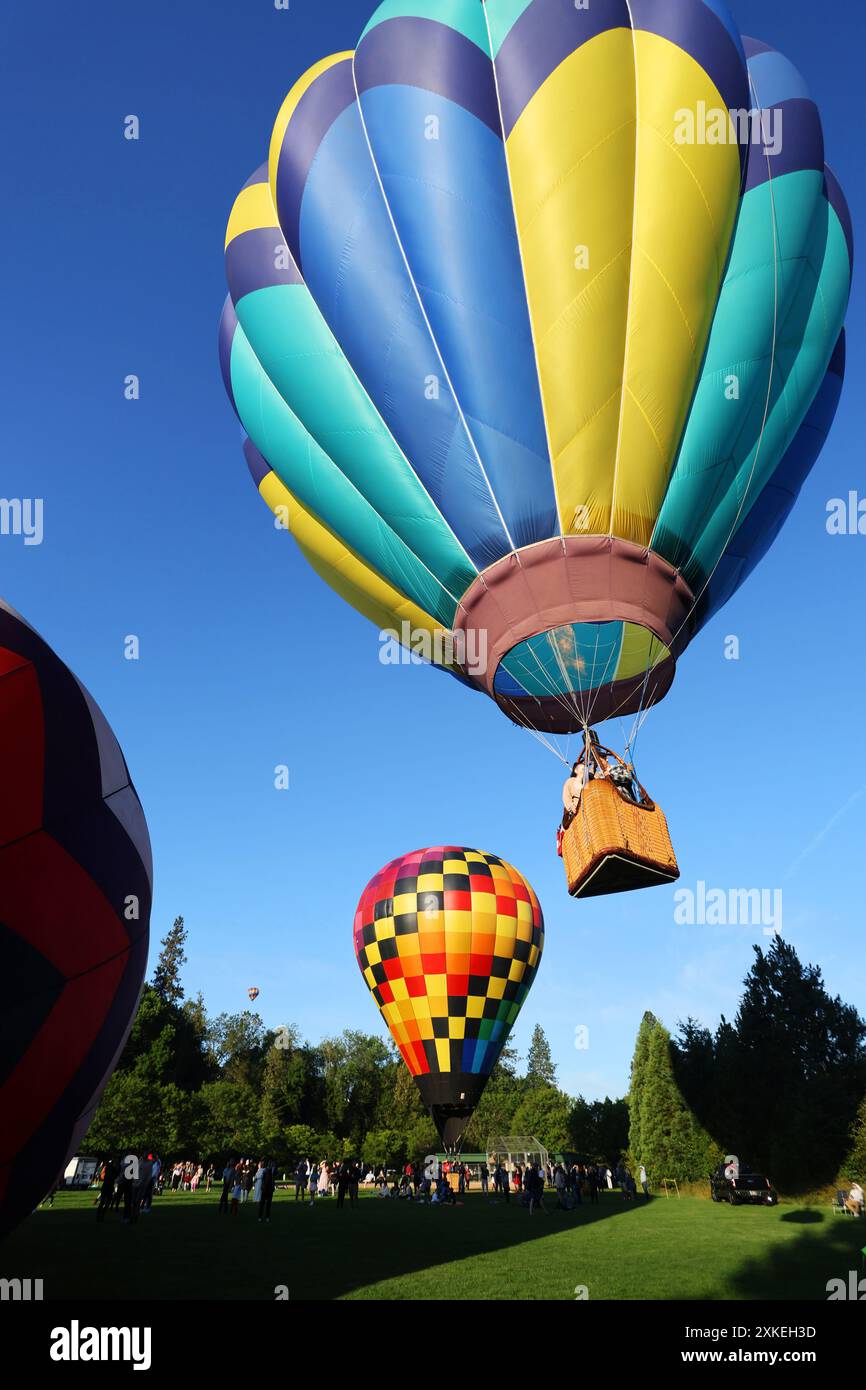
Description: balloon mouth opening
xmin=492 ymin=621 xmax=674 ymax=732
xmin=415 ymin=1073 xmax=490 ymax=1150
xmin=454 ymin=537 xmax=695 ymax=732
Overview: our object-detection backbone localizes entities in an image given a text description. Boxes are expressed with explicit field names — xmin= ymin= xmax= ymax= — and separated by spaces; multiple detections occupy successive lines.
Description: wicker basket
xmin=562 ymin=749 xmax=679 ymax=899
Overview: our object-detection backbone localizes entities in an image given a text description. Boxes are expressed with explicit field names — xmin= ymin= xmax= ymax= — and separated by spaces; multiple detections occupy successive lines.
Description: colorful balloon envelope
xmin=354 ymin=847 xmax=544 ymax=1148
xmin=248 ymin=987 xmax=260 ymax=1002
xmin=220 ymin=0 xmax=852 ymax=735
xmin=0 ymin=602 xmax=152 ymax=1240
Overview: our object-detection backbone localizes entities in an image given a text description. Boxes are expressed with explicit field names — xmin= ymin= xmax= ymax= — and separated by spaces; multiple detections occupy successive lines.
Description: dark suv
xmin=710 ymin=1164 xmax=778 ymax=1206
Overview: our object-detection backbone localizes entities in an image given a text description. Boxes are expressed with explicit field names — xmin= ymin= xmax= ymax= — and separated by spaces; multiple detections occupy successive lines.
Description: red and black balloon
xmin=0 ymin=601 xmax=152 ymax=1241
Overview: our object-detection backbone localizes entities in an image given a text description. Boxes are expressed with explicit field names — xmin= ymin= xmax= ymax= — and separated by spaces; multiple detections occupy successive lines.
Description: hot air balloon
xmin=248 ymin=987 xmax=260 ymax=1003
xmin=0 ymin=602 xmax=152 ymax=1241
xmin=354 ymin=847 xmax=543 ymax=1149
xmin=218 ymin=2 xmax=852 ymax=831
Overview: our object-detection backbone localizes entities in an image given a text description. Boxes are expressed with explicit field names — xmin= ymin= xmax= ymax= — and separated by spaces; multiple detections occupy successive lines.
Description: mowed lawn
xmin=3 ymin=1189 xmax=863 ymax=1301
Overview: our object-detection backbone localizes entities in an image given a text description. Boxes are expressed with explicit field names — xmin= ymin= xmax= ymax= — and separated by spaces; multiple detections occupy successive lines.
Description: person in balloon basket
xmin=561 ymin=761 xmax=588 ymax=832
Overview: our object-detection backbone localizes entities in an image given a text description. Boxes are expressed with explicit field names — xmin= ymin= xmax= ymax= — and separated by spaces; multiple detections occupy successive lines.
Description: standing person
xmin=253 ymin=1160 xmax=266 ymax=1204
xmin=137 ymin=1154 xmax=155 ymax=1214
xmin=309 ymin=1164 xmax=320 ymax=1205
xmin=119 ymin=1154 xmax=138 ymax=1224
xmin=639 ymin=1164 xmax=649 ymax=1199
xmin=149 ymin=1155 xmax=161 ymax=1206
xmin=554 ymin=1163 xmax=569 ymax=1210
xmin=230 ymin=1167 xmax=243 ymax=1216
xmin=96 ymin=1158 xmax=118 ymax=1223
xmin=205 ymin=1163 xmax=215 ymax=1193
xmin=458 ymin=1165 xmax=466 ymax=1196
xmin=605 ymin=1165 xmax=613 ymax=1190
xmin=480 ymin=1164 xmax=489 ymax=1196
xmin=242 ymin=1164 xmax=254 ymax=1204
xmin=349 ymin=1160 xmax=361 ymax=1208
xmin=525 ymin=1163 xmax=546 ymax=1216
xmin=319 ymin=1160 xmax=330 ymax=1198
xmin=500 ymin=1164 xmax=510 ymax=1204
xmin=336 ymin=1160 xmax=351 ymax=1209
xmin=294 ymin=1158 xmax=309 ymax=1202
xmin=258 ymin=1162 xmax=275 ymax=1223
xmin=218 ymin=1159 xmax=235 ymax=1214
xmin=572 ymin=1165 xmax=583 ymax=1206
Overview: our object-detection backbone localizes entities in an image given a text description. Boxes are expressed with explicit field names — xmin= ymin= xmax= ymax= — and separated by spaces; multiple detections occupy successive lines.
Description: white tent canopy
xmin=486 ymin=1135 xmax=549 ymax=1172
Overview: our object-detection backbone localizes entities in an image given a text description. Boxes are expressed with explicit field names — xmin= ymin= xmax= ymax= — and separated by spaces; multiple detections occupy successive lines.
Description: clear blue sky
xmin=2 ymin=0 xmax=863 ymax=1102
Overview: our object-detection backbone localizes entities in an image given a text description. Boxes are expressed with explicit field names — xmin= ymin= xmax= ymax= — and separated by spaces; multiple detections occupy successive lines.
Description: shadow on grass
xmin=728 ymin=1211 xmax=866 ymax=1300
xmin=0 ymin=1189 xmax=650 ymax=1301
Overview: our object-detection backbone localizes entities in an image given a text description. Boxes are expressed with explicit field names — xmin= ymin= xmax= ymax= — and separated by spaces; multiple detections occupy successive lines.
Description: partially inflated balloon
xmin=0 ymin=603 xmax=152 ymax=1241
xmin=220 ymin=1 xmax=852 ymax=732
xmin=354 ymin=847 xmax=543 ymax=1148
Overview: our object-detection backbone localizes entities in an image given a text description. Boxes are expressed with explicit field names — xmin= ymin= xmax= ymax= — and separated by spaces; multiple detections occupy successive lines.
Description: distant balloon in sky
xmin=0 ymin=602 xmax=152 ymax=1242
xmin=354 ymin=846 xmax=544 ymax=1149
xmin=248 ymin=987 xmax=260 ymax=1003
xmin=219 ymin=0 xmax=852 ymax=737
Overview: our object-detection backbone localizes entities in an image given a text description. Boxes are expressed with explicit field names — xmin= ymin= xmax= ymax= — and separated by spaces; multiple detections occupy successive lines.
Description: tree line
xmin=629 ymin=938 xmax=866 ymax=1191
xmin=86 ymin=918 xmax=627 ymax=1169
xmin=86 ymin=921 xmax=865 ymax=1191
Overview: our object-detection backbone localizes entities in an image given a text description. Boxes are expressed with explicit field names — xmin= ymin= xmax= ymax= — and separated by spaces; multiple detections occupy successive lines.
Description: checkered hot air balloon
xmin=354 ymin=847 xmax=543 ymax=1149
xmin=0 ymin=602 xmax=152 ymax=1241
xmin=219 ymin=0 xmax=851 ymax=737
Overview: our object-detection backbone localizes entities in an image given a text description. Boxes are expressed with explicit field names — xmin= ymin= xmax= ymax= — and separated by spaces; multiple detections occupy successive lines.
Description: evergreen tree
xmin=526 ymin=1024 xmax=557 ymax=1086
xmin=151 ymin=916 xmax=187 ymax=1007
xmin=636 ymin=1019 xmax=720 ymax=1183
xmin=846 ymin=1094 xmax=866 ymax=1176
xmin=736 ymin=940 xmax=865 ymax=1186
xmin=627 ymin=1011 xmax=656 ymax=1165
xmin=569 ymin=1096 xmax=629 ymax=1162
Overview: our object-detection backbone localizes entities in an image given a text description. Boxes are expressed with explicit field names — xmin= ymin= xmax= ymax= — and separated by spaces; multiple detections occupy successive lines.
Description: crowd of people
xmin=86 ymin=1149 xmax=653 ymax=1223
xmin=365 ymin=1159 xmax=650 ymax=1211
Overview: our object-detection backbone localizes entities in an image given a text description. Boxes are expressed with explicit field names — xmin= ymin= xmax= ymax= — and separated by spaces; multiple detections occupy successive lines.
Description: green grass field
xmin=4 ymin=1188 xmax=864 ymax=1302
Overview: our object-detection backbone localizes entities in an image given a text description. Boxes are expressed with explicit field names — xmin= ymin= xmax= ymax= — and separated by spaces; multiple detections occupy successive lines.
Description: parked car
xmin=710 ymin=1163 xmax=778 ymax=1206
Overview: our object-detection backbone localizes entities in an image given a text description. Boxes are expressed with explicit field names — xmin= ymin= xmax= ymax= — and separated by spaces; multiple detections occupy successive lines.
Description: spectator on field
xmin=258 ymin=1162 xmax=275 ymax=1224
xmin=845 ymin=1181 xmax=864 ymax=1216
xmin=525 ymin=1163 xmax=546 ymax=1215
xmin=218 ymin=1159 xmax=235 ymax=1215
xmin=294 ymin=1158 xmax=309 ymax=1202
